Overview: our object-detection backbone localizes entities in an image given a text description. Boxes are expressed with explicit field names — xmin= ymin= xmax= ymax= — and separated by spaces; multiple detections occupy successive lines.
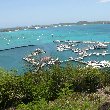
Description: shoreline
xmin=1 ymin=21 xmax=110 ymax=32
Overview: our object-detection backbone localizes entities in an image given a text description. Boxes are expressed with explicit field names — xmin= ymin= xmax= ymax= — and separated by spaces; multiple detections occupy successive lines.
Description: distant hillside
xmin=0 ymin=21 xmax=110 ymax=32
xmin=76 ymin=21 xmax=110 ymax=24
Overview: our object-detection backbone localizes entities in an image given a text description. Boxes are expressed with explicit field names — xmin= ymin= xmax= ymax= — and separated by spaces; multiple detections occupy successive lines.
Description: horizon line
xmin=0 ymin=20 xmax=110 ymax=29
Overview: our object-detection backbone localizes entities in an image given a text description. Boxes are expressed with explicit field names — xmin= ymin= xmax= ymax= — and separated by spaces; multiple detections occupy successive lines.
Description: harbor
xmin=0 ymin=24 xmax=110 ymax=72
xmin=54 ymin=40 xmax=110 ymax=68
xmin=21 ymin=40 xmax=110 ymax=70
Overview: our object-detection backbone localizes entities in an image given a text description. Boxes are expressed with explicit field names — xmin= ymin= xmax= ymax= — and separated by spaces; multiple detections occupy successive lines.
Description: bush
xmin=17 ymin=93 xmax=100 ymax=110
xmin=0 ymin=65 xmax=110 ymax=109
xmin=71 ymin=67 xmax=104 ymax=93
xmin=17 ymin=99 xmax=48 ymax=110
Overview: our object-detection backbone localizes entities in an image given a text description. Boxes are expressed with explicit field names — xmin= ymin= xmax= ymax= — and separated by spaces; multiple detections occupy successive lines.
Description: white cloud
xmin=99 ymin=0 xmax=110 ymax=3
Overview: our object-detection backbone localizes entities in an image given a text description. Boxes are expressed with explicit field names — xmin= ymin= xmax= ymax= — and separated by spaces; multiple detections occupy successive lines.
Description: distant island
xmin=1 ymin=21 xmax=110 ymax=32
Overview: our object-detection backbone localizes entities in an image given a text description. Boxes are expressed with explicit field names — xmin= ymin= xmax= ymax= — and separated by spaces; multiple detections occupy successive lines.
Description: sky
xmin=0 ymin=0 xmax=110 ymax=28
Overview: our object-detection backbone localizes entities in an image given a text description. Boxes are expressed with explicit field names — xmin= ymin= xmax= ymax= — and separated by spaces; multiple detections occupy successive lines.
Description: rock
xmin=98 ymin=102 xmax=110 ymax=110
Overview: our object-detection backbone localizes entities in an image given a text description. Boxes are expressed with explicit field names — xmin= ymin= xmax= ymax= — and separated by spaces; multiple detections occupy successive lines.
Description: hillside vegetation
xmin=0 ymin=64 xmax=110 ymax=110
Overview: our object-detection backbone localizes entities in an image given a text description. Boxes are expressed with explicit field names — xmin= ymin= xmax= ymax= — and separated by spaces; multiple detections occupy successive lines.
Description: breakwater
xmin=0 ymin=44 xmax=36 ymax=51
xmin=21 ymin=40 xmax=110 ymax=70
xmin=1 ymin=24 xmax=110 ymax=72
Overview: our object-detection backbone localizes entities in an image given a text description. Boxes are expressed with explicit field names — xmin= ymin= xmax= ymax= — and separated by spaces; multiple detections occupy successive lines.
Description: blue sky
xmin=0 ymin=0 xmax=110 ymax=28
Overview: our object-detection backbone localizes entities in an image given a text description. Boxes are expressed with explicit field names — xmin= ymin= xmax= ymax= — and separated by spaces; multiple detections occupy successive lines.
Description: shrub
xmin=0 ymin=65 xmax=110 ymax=109
xmin=68 ymin=67 xmax=110 ymax=93
xmin=17 ymin=99 xmax=48 ymax=110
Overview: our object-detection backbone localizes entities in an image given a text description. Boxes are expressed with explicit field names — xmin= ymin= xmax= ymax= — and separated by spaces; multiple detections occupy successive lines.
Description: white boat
xmin=94 ymin=43 xmax=108 ymax=49
xmin=69 ymin=57 xmax=74 ymax=60
xmin=54 ymin=26 xmax=58 ymax=28
xmin=35 ymin=27 xmax=40 ymax=29
xmin=83 ymin=24 xmax=87 ymax=25
xmin=54 ymin=40 xmax=60 ymax=43
xmin=96 ymin=53 xmax=100 ymax=56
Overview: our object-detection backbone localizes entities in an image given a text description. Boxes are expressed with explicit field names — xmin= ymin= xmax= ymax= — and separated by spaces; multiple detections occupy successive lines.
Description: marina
xmin=1 ymin=0 xmax=110 ymax=109
xmin=54 ymin=40 xmax=110 ymax=68
xmin=21 ymin=40 xmax=110 ymax=70
xmin=0 ymin=24 xmax=110 ymax=72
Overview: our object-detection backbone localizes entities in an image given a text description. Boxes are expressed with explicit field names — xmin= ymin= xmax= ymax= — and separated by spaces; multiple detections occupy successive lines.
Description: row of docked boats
xmin=53 ymin=40 xmax=110 ymax=68
xmin=22 ymin=40 xmax=110 ymax=69
xmin=23 ymin=48 xmax=46 ymax=65
xmin=86 ymin=60 xmax=110 ymax=68
xmin=56 ymin=41 xmax=108 ymax=52
xmin=23 ymin=48 xmax=60 ymax=68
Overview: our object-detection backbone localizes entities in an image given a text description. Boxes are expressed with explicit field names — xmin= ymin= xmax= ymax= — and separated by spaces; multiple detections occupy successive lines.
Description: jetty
xmin=0 ymin=44 xmax=36 ymax=51
xmin=53 ymin=40 xmax=110 ymax=68
xmin=23 ymin=48 xmax=60 ymax=69
xmin=86 ymin=60 xmax=110 ymax=68
xmin=21 ymin=40 xmax=110 ymax=70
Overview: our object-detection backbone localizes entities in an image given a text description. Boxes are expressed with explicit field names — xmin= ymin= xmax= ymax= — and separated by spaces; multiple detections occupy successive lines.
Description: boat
xmin=94 ymin=43 xmax=108 ymax=49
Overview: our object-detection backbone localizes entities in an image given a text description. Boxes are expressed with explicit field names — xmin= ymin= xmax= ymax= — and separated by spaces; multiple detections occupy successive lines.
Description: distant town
xmin=0 ymin=21 xmax=110 ymax=32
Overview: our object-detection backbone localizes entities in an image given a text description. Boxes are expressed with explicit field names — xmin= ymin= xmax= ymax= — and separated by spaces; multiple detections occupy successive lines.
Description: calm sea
xmin=0 ymin=24 xmax=110 ymax=73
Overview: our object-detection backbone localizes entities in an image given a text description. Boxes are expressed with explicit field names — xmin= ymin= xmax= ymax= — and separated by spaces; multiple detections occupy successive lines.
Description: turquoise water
xmin=0 ymin=24 xmax=110 ymax=73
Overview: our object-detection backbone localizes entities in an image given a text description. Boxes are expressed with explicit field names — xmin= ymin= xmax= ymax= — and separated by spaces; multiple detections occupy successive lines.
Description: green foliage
xmin=71 ymin=67 xmax=103 ymax=92
xmin=16 ymin=93 xmax=100 ymax=110
xmin=0 ymin=65 xmax=110 ymax=109
xmin=17 ymin=99 xmax=48 ymax=110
